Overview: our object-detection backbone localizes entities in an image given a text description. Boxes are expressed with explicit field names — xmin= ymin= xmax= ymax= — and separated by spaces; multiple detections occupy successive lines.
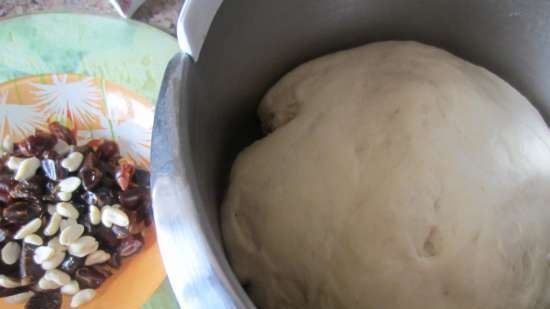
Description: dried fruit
xmin=25 ymin=290 xmax=62 ymax=309
xmin=18 ymin=132 xmax=57 ymax=158
xmin=0 ymin=122 xmax=151 ymax=308
xmin=59 ymin=255 xmax=84 ymax=276
xmin=115 ymin=158 xmax=135 ymax=191
xmin=20 ymin=243 xmax=44 ymax=281
xmin=74 ymin=267 xmax=106 ymax=289
xmin=3 ymin=201 xmax=42 ymax=225
xmin=81 ymin=188 xmax=116 ymax=207
xmin=0 ymin=285 xmax=31 ymax=298
xmin=118 ymin=234 xmax=144 ymax=257
xmin=78 ymin=167 xmax=102 ymax=191
xmin=118 ymin=186 xmax=149 ymax=210
xmin=48 ymin=122 xmax=75 ymax=145
xmin=96 ymin=141 xmax=119 ymax=161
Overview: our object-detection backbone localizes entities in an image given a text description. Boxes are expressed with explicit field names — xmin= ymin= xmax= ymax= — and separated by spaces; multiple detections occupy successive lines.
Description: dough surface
xmin=222 ymin=41 xmax=550 ymax=309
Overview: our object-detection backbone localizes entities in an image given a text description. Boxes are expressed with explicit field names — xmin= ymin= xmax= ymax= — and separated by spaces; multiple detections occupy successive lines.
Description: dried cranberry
xmin=79 ymin=167 xmax=103 ymax=190
xmin=48 ymin=121 xmax=75 ymax=145
xmin=126 ymin=210 xmax=147 ymax=234
xmin=59 ymin=255 xmax=84 ymax=276
xmin=97 ymin=141 xmax=119 ymax=160
xmin=97 ymin=160 xmax=116 ymax=177
xmin=111 ymin=225 xmax=130 ymax=239
xmin=119 ymin=234 xmax=144 ymax=257
xmin=0 ymin=191 xmax=10 ymax=204
xmin=20 ymin=243 xmax=44 ymax=281
xmin=0 ymin=176 xmax=17 ymax=192
xmin=25 ymin=291 xmax=61 ymax=309
xmin=0 ymin=257 xmax=20 ymax=278
xmin=92 ymin=224 xmax=120 ymax=250
xmin=0 ymin=222 xmax=19 ymax=239
xmin=81 ymin=152 xmax=97 ymax=169
xmin=0 ymin=285 xmax=31 ymax=298
xmin=100 ymin=175 xmax=117 ymax=189
xmin=18 ymin=131 xmax=57 ymax=157
xmin=118 ymin=187 xmax=148 ymax=210
xmin=107 ymin=252 xmax=122 ymax=269
xmin=81 ymin=188 xmax=116 ymax=207
xmin=74 ymin=267 xmax=107 ymax=289
xmin=133 ymin=169 xmax=151 ymax=188
xmin=41 ymin=159 xmax=66 ymax=181
xmin=115 ymin=158 xmax=135 ymax=191
xmin=3 ymin=201 xmax=42 ymax=225
xmin=85 ymin=139 xmax=103 ymax=150
xmin=91 ymin=263 xmax=113 ymax=278
xmin=10 ymin=175 xmax=47 ymax=202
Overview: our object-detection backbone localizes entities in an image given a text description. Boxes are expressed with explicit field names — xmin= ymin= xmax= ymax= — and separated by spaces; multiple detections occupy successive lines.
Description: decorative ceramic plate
xmin=0 ymin=13 xmax=180 ymax=309
xmin=0 ymin=73 xmax=163 ymax=309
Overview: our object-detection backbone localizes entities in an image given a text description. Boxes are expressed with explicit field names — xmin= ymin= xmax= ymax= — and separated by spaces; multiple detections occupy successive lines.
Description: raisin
xmin=79 ymin=167 xmax=103 ymax=191
xmin=25 ymin=291 xmax=61 ymax=309
xmin=18 ymin=132 xmax=57 ymax=157
xmin=74 ymin=267 xmax=106 ymax=289
xmin=3 ymin=201 xmax=42 ymax=225
xmin=20 ymin=243 xmax=44 ymax=281
xmin=119 ymin=234 xmax=144 ymax=257
xmin=59 ymin=255 xmax=84 ymax=276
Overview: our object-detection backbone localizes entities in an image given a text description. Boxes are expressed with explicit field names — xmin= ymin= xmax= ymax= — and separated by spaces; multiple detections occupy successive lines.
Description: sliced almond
xmin=56 ymin=202 xmax=79 ymax=219
xmin=60 ymin=224 xmax=85 ymax=245
xmin=68 ymin=236 xmax=99 ymax=258
xmin=41 ymin=250 xmax=66 ymax=270
xmin=33 ymin=246 xmax=55 ymax=264
xmin=3 ymin=291 xmax=34 ymax=304
xmin=14 ymin=218 xmax=42 ymax=240
xmin=14 ymin=157 xmax=41 ymax=181
xmin=58 ymin=177 xmax=81 ymax=193
xmin=24 ymin=234 xmax=43 ymax=246
xmin=47 ymin=237 xmax=67 ymax=252
xmin=89 ymin=205 xmax=101 ymax=225
xmin=38 ymin=277 xmax=60 ymax=290
xmin=6 ymin=156 xmax=23 ymax=171
xmin=84 ymin=250 xmax=111 ymax=266
xmin=61 ymin=280 xmax=80 ymax=295
xmin=45 ymin=269 xmax=71 ymax=286
xmin=1 ymin=241 xmax=21 ymax=265
xmin=56 ymin=191 xmax=72 ymax=202
xmin=44 ymin=213 xmax=62 ymax=236
xmin=0 ymin=275 xmax=20 ymax=288
xmin=70 ymin=289 xmax=96 ymax=308
xmin=61 ymin=152 xmax=84 ymax=172
xmin=101 ymin=206 xmax=129 ymax=228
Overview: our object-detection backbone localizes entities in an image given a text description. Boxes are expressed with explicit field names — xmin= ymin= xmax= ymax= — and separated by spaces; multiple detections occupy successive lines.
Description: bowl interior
xmin=187 ymin=0 xmax=550 ymax=237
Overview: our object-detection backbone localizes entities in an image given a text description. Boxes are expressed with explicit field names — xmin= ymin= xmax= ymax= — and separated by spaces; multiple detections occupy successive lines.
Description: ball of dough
xmin=222 ymin=41 xmax=550 ymax=309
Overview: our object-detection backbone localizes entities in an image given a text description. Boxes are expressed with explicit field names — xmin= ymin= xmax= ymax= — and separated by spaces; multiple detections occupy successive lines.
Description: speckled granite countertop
xmin=0 ymin=0 xmax=181 ymax=34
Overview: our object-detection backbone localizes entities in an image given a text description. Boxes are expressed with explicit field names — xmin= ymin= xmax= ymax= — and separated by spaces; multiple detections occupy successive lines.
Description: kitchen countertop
xmin=0 ymin=0 xmax=181 ymax=34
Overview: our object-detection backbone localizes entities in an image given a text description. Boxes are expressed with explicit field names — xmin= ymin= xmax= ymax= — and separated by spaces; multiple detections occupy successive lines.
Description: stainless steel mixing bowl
xmin=151 ymin=1 xmax=550 ymax=308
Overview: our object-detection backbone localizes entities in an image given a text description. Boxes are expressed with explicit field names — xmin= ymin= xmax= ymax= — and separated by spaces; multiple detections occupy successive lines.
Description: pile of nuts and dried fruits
xmin=0 ymin=122 xmax=152 ymax=308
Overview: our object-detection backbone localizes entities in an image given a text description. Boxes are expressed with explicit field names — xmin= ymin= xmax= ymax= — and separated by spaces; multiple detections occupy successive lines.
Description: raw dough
xmin=222 ymin=41 xmax=550 ymax=309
